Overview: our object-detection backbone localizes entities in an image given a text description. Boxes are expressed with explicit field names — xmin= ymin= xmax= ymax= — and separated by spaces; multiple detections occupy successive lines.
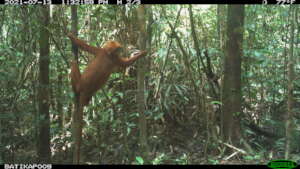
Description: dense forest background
xmin=0 ymin=5 xmax=299 ymax=164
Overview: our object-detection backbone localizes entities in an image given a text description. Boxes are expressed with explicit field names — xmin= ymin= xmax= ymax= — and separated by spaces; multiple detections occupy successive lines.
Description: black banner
xmin=0 ymin=0 xmax=299 ymax=4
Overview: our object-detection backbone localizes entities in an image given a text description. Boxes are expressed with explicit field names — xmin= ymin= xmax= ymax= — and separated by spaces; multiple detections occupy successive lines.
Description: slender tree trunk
xmin=0 ymin=7 xmax=7 ymax=164
xmin=217 ymin=4 xmax=226 ymax=146
xmin=87 ymin=8 xmax=95 ymax=62
xmin=0 ymin=106 xmax=2 ymax=163
xmin=221 ymin=5 xmax=245 ymax=143
xmin=70 ymin=6 xmax=81 ymax=164
xmin=285 ymin=5 xmax=296 ymax=159
xmin=137 ymin=5 xmax=149 ymax=163
xmin=217 ymin=5 xmax=226 ymax=53
xmin=37 ymin=5 xmax=51 ymax=163
xmin=71 ymin=6 xmax=78 ymax=61
xmin=57 ymin=63 xmax=63 ymax=129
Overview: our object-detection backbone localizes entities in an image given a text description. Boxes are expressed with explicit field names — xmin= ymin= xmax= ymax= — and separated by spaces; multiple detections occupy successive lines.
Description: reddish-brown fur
xmin=68 ymin=33 xmax=147 ymax=107
xmin=68 ymin=33 xmax=146 ymax=164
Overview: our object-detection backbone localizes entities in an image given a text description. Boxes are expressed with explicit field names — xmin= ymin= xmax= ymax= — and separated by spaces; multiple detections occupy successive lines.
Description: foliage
xmin=0 ymin=5 xmax=299 ymax=164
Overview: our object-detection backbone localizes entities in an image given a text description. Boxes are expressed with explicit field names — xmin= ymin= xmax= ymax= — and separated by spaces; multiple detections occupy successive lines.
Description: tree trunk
xmin=217 ymin=5 xmax=226 ymax=54
xmin=217 ymin=4 xmax=227 ymax=146
xmin=70 ymin=6 xmax=81 ymax=164
xmin=136 ymin=5 xmax=149 ymax=163
xmin=71 ymin=6 xmax=79 ymax=61
xmin=37 ymin=5 xmax=51 ymax=163
xmin=57 ymin=63 xmax=63 ymax=129
xmin=221 ymin=5 xmax=245 ymax=144
xmin=285 ymin=5 xmax=296 ymax=159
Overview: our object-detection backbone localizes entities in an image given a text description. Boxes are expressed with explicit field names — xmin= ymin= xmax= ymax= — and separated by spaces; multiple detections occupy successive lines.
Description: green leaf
xmin=244 ymin=155 xmax=254 ymax=160
xmin=116 ymin=92 xmax=124 ymax=99
xmin=112 ymin=98 xmax=118 ymax=104
xmin=127 ymin=127 xmax=131 ymax=136
xmin=165 ymin=85 xmax=172 ymax=97
xmin=174 ymin=85 xmax=183 ymax=97
xmin=233 ymin=111 xmax=241 ymax=116
xmin=210 ymin=101 xmax=222 ymax=105
xmin=135 ymin=156 xmax=144 ymax=164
